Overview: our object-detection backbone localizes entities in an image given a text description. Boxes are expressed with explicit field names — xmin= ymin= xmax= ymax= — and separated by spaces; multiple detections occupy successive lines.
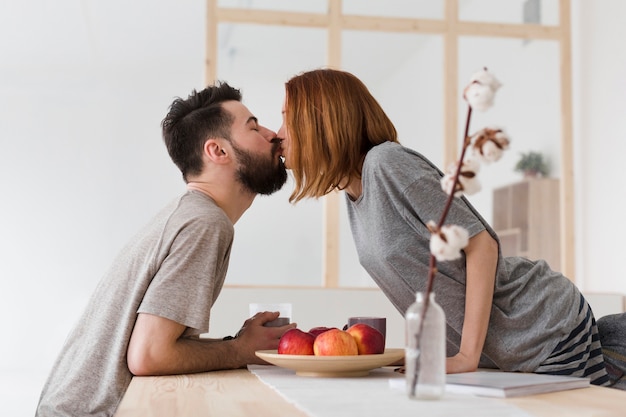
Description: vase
xmin=405 ymin=291 xmax=446 ymax=399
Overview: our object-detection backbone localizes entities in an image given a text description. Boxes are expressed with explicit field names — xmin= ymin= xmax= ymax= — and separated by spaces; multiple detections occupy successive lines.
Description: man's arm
xmin=127 ymin=311 xmax=295 ymax=376
xmin=446 ymin=229 xmax=498 ymax=373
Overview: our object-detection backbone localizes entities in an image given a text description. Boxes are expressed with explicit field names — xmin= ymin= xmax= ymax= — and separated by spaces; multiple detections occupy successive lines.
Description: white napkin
xmin=249 ymin=365 xmax=532 ymax=417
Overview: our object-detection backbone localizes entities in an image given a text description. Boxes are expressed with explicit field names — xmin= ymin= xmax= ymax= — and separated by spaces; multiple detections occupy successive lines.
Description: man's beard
xmin=231 ymin=139 xmax=287 ymax=195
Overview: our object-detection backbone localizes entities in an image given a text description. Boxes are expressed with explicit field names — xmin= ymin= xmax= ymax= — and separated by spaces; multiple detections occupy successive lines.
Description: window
xmin=206 ymin=0 xmax=573 ymax=287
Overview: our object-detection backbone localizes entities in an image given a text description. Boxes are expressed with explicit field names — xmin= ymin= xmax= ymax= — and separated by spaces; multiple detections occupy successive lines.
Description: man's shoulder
xmin=177 ymin=191 xmax=229 ymax=219
xmin=159 ymin=192 xmax=233 ymax=237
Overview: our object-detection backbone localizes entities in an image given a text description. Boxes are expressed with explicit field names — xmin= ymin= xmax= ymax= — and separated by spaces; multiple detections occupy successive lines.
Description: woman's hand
xmin=446 ymin=352 xmax=479 ymax=374
xmin=453 ymin=230 xmax=498 ymax=375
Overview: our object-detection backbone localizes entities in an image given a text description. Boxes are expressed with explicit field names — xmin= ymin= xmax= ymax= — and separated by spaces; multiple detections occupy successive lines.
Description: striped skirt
xmin=534 ymin=295 xmax=610 ymax=386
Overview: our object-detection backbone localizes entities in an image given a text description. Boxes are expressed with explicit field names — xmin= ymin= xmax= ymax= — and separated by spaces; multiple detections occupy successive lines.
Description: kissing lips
xmin=271 ymin=138 xmax=286 ymax=164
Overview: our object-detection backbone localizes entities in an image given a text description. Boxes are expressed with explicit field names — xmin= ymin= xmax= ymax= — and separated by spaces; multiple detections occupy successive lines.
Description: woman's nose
xmin=276 ymin=124 xmax=285 ymax=140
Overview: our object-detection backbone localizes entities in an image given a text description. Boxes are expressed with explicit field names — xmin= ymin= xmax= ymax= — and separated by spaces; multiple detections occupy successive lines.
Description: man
xmin=36 ymin=82 xmax=294 ymax=416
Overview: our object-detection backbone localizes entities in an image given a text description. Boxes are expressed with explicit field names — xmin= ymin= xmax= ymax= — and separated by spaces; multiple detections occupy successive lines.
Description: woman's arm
xmin=446 ymin=229 xmax=498 ymax=373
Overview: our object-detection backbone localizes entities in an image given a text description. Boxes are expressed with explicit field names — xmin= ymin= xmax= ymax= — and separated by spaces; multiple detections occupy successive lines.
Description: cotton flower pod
xmin=440 ymin=158 xmax=482 ymax=197
xmin=469 ymin=68 xmax=502 ymax=91
xmin=440 ymin=172 xmax=458 ymax=196
xmin=429 ymin=224 xmax=470 ymax=261
xmin=459 ymin=158 xmax=482 ymax=195
xmin=464 ymin=83 xmax=495 ymax=111
xmin=471 ymin=127 xmax=510 ymax=163
xmin=463 ymin=68 xmax=502 ymax=111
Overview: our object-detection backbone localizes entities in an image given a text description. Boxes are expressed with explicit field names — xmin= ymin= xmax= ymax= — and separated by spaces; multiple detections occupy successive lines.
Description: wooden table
xmin=114 ymin=369 xmax=308 ymax=417
xmin=114 ymin=368 xmax=626 ymax=417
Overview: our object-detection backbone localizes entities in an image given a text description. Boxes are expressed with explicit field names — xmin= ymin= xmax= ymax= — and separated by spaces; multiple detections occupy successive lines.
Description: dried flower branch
xmin=409 ymin=67 xmax=508 ymax=397
xmin=425 ymin=67 xmax=505 ymax=303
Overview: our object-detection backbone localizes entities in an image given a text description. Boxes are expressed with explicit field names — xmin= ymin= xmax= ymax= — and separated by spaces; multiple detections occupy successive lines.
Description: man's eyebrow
xmin=246 ymin=116 xmax=258 ymax=125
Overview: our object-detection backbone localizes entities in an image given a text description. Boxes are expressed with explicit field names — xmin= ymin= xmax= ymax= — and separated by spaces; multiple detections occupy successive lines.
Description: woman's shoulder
xmin=366 ymin=142 xmax=438 ymax=174
xmin=367 ymin=141 xmax=404 ymax=160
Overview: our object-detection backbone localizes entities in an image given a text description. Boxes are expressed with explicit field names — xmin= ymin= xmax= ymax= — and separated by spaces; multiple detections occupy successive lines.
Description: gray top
xmin=346 ymin=142 xmax=581 ymax=371
xmin=36 ymin=190 xmax=233 ymax=417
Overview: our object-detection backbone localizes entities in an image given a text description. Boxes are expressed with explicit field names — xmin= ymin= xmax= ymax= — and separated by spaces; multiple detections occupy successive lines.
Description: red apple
xmin=308 ymin=326 xmax=337 ymax=338
xmin=277 ymin=328 xmax=315 ymax=355
xmin=313 ymin=328 xmax=358 ymax=356
xmin=346 ymin=323 xmax=385 ymax=354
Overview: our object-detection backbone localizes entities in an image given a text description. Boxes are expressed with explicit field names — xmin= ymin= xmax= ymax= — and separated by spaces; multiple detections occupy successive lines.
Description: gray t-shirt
xmin=346 ymin=142 xmax=581 ymax=372
xmin=36 ymin=190 xmax=233 ymax=417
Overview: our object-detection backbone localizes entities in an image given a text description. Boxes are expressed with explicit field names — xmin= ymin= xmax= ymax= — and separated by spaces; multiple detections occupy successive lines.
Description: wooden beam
xmin=456 ymin=21 xmax=561 ymax=40
xmin=215 ymin=7 xmax=560 ymax=41
xmin=322 ymin=0 xmax=342 ymax=288
xmin=217 ymin=8 xmax=328 ymax=27
xmin=444 ymin=0 xmax=459 ymax=166
xmin=204 ymin=0 xmax=218 ymax=85
xmin=322 ymin=193 xmax=341 ymax=288
xmin=327 ymin=0 xmax=341 ymax=69
xmin=340 ymin=15 xmax=447 ymax=33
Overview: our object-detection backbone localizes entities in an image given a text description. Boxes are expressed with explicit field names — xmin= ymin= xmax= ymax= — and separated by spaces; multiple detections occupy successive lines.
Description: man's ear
xmin=204 ymin=139 xmax=230 ymax=164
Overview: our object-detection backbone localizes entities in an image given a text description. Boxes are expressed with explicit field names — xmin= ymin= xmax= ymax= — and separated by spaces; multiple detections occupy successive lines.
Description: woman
xmin=277 ymin=68 xmax=610 ymax=385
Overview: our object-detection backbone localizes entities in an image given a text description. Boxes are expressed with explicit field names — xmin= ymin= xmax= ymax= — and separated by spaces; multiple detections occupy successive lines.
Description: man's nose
xmin=259 ymin=126 xmax=277 ymax=142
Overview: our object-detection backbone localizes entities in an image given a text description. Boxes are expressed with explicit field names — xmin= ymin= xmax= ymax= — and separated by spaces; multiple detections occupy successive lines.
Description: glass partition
xmin=216 ymin=23 xmax=327 ymax=286
xmin=218 ymin=0 xmax=325 ymax=13
xmin=339 ymin=30 xmax=445 ymax=287
xmin=458 ymin=0 xmax=559 ymax=25
xmin=209 ymin=0 xmax=572 ymax=286
xmin=343 ymin=0 xmax=443 ymax=19
xmin=458 ymin=36 xmax=562 ymax=270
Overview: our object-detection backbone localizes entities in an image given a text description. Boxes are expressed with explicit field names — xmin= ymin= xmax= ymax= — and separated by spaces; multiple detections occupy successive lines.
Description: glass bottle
xmin=405 ymin=291 xmax=446 ymax=399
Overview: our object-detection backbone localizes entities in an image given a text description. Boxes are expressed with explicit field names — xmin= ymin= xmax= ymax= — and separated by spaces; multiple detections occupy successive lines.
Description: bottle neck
xmin=415 ymin=291 xmax=436 ymax=303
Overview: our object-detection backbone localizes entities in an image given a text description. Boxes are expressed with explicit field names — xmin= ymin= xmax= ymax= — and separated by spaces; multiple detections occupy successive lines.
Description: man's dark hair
xmin=162 ymin=82 xmax=242 ymax=182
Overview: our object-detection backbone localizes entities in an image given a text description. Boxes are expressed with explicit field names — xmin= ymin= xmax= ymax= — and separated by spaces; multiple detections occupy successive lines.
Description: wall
xmin=206 ymin=287 xmax=406 ymax=349
xmin=0 ymin=2 xmax=204 ymax=414
xmin=1 ymin=1 xmax=625 ymax=416
xmin=573 ymin=0 xmax=626 ymax=293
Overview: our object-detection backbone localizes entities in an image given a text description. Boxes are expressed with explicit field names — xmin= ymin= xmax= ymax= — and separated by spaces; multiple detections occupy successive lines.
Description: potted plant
xmin=514 ymin=151 xmax=549 ymax=178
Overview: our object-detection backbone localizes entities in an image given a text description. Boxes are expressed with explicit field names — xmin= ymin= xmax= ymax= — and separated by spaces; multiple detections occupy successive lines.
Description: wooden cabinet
xmin=492 ymin=178 xmax=561 ymax=271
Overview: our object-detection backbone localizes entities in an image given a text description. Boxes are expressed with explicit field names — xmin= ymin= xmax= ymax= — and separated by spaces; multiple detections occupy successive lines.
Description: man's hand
xmin=127 ymin=312 xmax=295 ymax=376
xmin=232 ymin=311 xmax=297 ymax=364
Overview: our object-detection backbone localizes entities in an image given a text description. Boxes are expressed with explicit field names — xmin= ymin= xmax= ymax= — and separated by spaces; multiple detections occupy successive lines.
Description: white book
xmin=445 ymin=371 xmax=590 ymax=398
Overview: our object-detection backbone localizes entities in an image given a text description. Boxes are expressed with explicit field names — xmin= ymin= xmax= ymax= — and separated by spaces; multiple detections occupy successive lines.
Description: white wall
xmin=206 ymin=287 xmax=406 ymax=349
xmin=0 ymin=1 xmax=205 ymax=414
xmin=1 ymin=1 xmax=626 ymax=416
xmin=572 ymin=0 xmax=626 ymax=293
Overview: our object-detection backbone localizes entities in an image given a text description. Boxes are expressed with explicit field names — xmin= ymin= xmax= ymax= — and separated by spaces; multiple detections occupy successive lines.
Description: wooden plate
xmin=255 ymin=348 xmax=404 ymax=377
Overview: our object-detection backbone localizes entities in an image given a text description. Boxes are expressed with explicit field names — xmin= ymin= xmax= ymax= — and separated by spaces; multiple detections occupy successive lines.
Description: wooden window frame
xmin=205 ymin=0 xmax=574 ymax=286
